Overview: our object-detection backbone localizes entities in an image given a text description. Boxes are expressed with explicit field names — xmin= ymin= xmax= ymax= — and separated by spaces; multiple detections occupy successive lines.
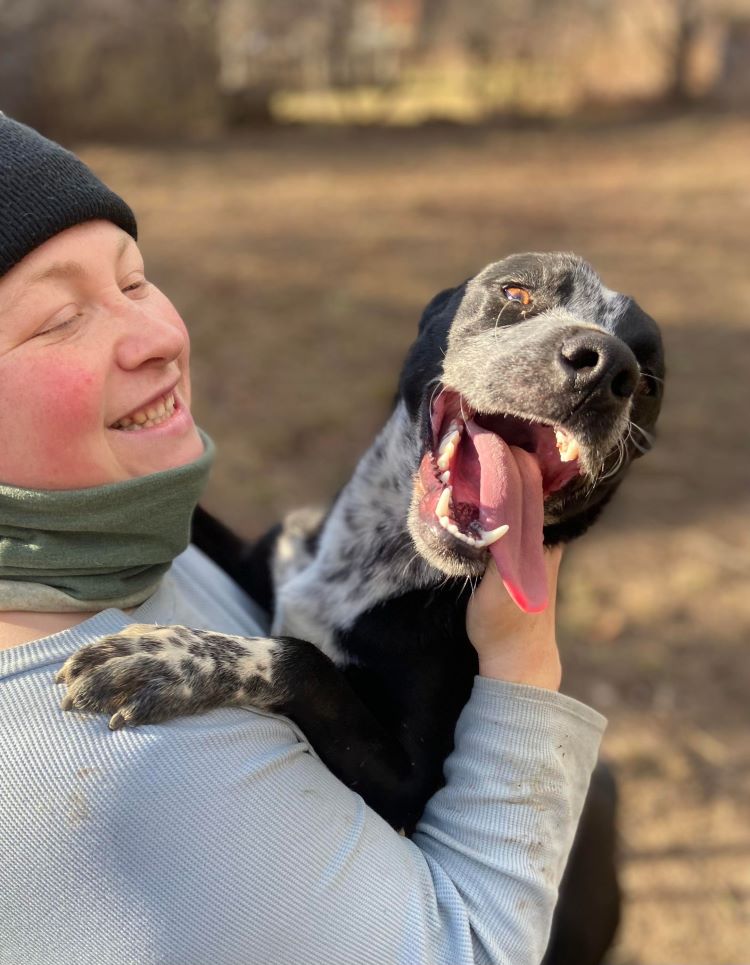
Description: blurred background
xmin=3 ymin=0 xmax=749 ymax=960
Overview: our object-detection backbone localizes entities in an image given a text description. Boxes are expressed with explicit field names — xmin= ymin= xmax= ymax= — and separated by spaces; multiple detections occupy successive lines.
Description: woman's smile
xmin=108 ymin=385 xmax=196 ymax=440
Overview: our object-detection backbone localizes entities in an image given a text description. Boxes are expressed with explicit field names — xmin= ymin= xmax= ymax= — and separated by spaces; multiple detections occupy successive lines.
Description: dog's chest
xmin=271 ymin=403 xmax=436 ymax=663
xmin=271 ymin=507 xmax=424 ymax=663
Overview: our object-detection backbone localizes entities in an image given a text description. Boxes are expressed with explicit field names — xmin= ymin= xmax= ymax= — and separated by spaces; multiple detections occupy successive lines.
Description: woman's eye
xmin=503 ymin=285 xmax=532 ymax=306
xmin=35 ymin=314 xmax=81 ymax=337
xmin=122 ymin=279 xmax=148 ymax=295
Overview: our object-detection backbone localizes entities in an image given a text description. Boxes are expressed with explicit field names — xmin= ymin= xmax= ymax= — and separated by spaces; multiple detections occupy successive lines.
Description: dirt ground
xmin=82 ymin=112 xmax=750 ymax=965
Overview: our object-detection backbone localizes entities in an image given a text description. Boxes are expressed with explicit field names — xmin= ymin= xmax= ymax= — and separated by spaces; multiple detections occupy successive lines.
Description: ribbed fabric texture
xmin=0 ymin=114 xmax=137 ymax=278
xmin=0 ymin=546 xmax=605 ymax=965
xmin=0 ymin=431 xmax=214 ymax=609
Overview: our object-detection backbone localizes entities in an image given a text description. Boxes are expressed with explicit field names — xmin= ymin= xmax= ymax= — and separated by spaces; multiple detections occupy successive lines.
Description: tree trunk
xmin=712 ymin=17 xmax=750 ymax=110
xmin=416 ymin=0 xmax=449 ymax=53
xmin=665 ymin=0 xmax=700 ymax=104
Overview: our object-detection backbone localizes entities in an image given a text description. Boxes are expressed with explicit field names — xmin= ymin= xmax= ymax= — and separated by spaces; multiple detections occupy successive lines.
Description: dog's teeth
xmin=435 ymin=494 xmax=507 ymax=548
xmin=437 ymin=436 xmax=458 ymax=470
xmin=478 ymin=524 xmax=509 ymax=546
xmin=456 ymin=530 xmax=481 ymax=546
xmin=435 ymin=486 xmax=452 ymax=519
xmin=562 ymin=440 xmax=580 ymax=463
xmin=437 ymin=512 xmax=504 ymax=549
xmin=438 ymin=435 xmax=459 ymax=455
xmin=440 ymin=471 xmax=451 ymax=484
xmin=438 ymin=428 xmax=460 ymax=455
xmin=555 ymin=429 xmax=580 ymax=463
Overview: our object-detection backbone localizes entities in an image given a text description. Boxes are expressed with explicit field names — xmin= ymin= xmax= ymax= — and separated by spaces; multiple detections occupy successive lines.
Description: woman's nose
xmin=114 ymin=304 xmax=187 ymax=371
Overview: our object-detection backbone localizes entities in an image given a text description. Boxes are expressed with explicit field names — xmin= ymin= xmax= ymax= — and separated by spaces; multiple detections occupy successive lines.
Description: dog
xmin=57 ymin=252 xmax=665 ymax=965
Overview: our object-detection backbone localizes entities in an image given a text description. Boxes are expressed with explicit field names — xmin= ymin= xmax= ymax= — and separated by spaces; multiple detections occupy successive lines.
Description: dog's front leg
xmin=56 ymin=624 xmax=432 ymax=828
xmin=55 ymin=625 xmax=292 ymax=730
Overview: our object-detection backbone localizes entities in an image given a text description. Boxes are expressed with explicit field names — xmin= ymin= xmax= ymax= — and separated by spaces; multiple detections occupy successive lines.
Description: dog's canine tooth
xmin=438 ymin=428 xmax=460 ymax=455
xmin=439 ymin=430 xmax=460 ymax=451
xmin=437 ymin=439 xmax=458 ymax=470
xmin=478 ymin=524 xmax=509 ymax=546
xmin=435 ymin=486 xmax=452 ymax=519
xmin=561 ymin=440 xmax=580 ymax=463
xmin=555 ymin=428 xmax=580 ymax=463
xmin=440 ymin=470 xmax=451 ymax=484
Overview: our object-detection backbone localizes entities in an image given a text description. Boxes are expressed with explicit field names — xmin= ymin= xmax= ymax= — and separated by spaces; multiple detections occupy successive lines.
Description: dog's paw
xmin=55 ymin=624 xmax=282 ymax=730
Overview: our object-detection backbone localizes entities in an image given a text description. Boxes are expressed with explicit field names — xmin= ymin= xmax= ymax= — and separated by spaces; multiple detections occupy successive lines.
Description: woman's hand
xmin=466 ymin=547 xmax=563 ymax=691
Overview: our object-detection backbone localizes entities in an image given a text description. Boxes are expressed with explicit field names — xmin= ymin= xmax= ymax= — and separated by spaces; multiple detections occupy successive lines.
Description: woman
xmin=0 ymin=115 xmax=605 ymax=965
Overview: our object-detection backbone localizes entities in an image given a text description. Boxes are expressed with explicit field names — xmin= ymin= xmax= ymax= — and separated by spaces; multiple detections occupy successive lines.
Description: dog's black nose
xmin=558 ymin=332 xmax=638 ymax=399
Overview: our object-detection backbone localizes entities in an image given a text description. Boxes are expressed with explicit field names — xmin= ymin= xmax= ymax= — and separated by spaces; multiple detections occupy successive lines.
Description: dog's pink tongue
xmin=465 ymin=419 xmax=548 ymax=612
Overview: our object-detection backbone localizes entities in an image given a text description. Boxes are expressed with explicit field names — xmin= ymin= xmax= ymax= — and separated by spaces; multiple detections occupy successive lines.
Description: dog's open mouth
xmin=417 ymin=389 xmax=582 ymax=612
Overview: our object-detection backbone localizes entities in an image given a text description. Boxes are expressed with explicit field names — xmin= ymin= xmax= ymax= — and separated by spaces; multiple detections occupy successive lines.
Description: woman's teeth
xmin=112 ymin=391 xmax=176 ymax=431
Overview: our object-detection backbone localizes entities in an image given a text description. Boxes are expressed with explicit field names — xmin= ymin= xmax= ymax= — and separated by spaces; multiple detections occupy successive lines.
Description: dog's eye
xmin=503 ymin=285 xmax=532 ymax=306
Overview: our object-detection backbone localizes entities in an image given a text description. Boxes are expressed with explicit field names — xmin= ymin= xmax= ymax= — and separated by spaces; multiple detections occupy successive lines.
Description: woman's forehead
xmin=0 ymin=222 xmax=139 ymax=308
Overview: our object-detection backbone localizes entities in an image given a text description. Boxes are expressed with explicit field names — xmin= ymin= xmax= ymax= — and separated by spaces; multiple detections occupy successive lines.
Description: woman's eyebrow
xmin=25 ymin=234 xmax=133 ymax=287
xmin=26 ymin=259 xmax=87 ymax=285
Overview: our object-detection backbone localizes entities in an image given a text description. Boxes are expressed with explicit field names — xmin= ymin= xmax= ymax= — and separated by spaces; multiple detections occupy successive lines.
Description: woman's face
xmin=0 ymin=220 xmax=204 ymax=489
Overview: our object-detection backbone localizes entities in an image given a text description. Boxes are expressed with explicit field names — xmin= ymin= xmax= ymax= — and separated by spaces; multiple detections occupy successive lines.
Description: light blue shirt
xmin=0 ymin=546 xmax=605 ymax=965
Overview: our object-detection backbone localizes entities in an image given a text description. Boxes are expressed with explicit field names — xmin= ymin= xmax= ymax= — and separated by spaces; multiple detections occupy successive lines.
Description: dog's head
xmin=400 ymin=252 xmax=664 ymax=612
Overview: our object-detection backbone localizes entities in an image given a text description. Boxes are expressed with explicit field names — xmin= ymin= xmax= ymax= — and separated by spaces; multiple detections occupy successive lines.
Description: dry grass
xmin=81 ymin=112 xmax=750 ymax=965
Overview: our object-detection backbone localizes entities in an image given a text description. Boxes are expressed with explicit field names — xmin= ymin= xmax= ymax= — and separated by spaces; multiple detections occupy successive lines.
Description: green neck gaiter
xmin=0 ymin=430 xmax=214 ymax=612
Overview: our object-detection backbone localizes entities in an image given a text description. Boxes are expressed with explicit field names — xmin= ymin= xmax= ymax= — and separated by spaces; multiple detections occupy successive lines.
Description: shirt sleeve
xmin=27 ymin=677 xmax=603 ymax=965
xmin=412 ymin=678 xmax=606 ymax=965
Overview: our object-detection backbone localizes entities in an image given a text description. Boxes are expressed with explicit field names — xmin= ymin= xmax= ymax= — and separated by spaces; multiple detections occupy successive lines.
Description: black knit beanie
xmin=0 ymin=113 xmax=137 ymax=278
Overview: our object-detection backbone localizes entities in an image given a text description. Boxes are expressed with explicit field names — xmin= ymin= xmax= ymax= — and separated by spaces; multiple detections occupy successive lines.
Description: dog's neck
xmin=271 ymin=401 xmax=440 ymax=660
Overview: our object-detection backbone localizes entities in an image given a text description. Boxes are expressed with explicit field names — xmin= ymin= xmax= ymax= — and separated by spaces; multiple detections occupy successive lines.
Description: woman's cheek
xmin=0 ymin=362 xmax=107 ymax=489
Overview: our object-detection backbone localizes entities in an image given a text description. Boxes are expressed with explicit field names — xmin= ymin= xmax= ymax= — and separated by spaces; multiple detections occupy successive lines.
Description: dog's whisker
xmin=427 ymin=379 xmax=445 ymax=419
xmin=434 ymin=572 xmax=453 ymax=594
xmin=629 ymin=420 xmax=655 ymax=450
xmin=492 ymin=300 xmax=514 ymax=339
xmin=598 ymin=437 xmax=628 ymax=482
xmin=623 ymin=423 xmax=640 ymax=456
xmin=400 ymin=549 xmax=423 ymax=582
xmin=622 ymin=420 xmax=650 ymax=456
xmin=627 ymin=431 xmax=649 ymax=456
xmin=591 ymin=437 xmax=624 ymax=486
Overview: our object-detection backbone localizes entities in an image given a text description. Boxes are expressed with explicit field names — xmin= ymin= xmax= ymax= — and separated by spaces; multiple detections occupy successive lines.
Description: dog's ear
xmin=417 ymin=283 xmax=465 ymax=334
xmin=398 ymin=282 xmax=467 ymax=419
